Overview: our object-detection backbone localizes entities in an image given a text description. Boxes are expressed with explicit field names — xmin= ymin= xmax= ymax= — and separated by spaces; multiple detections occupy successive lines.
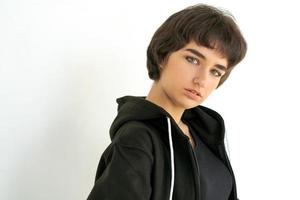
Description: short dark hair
xmin=146 ymin=4 xmax=247 ymax=87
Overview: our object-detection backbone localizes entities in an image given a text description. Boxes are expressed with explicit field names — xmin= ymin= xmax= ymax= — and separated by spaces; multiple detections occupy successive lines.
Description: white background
xmin=1 ymin=0 xmax=299 ymax=199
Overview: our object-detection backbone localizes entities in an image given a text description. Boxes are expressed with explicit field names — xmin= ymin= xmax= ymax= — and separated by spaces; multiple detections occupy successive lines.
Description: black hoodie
xmin=87 ymin=96 xmax=239 ymax=200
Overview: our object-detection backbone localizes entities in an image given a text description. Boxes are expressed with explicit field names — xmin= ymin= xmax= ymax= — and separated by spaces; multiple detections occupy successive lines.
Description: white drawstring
xmin=224 ymin=130 xmax=231 ymax=161
xmin=166 ymin=117 xmax=175 ymax=200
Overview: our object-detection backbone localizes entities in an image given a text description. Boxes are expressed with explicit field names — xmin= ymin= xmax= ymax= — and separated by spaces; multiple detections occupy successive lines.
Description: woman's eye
xmin=211 ymin=69 xmax=222 ymax=77
xmin=186 ymin=56 xmax=199 ymax=65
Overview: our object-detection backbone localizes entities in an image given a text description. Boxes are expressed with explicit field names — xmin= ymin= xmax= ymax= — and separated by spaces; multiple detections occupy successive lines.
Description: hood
xmin=109 ymin=95 xmax=225 ymax=145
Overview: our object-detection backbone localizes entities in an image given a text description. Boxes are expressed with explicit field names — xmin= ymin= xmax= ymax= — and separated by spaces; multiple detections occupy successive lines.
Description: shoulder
xmin=112 ymin=121 xmax=154 ymax=155
xmin=196 ymin=105 xmax=225 ymax=122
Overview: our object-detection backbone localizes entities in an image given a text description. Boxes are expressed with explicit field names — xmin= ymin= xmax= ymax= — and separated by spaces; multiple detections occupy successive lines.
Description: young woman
xmin=88 ymin=4 xmax=247 ymax=200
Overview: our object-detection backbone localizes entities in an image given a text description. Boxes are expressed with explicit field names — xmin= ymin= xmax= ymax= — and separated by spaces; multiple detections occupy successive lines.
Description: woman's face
xmin=157 ymin=40 xmax=228 ymax=110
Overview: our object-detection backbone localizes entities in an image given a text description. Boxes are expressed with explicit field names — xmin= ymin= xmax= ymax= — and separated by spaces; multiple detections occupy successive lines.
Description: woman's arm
xmin=87 ymin=125 xmax=154 ymax=200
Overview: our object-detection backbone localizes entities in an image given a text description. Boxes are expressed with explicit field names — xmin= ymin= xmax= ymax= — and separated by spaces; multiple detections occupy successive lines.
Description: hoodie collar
xmin=109 ymin=96 xmax=225 ymax=145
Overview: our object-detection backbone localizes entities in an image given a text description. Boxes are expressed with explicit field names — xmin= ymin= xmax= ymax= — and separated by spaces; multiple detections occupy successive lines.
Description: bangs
xmin=188 ymin=15 xmax=246 ymax=68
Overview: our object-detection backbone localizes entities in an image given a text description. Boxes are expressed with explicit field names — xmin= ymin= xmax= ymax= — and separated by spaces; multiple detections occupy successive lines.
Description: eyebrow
xmin=184 ymin=48 xmax=227 ymax=71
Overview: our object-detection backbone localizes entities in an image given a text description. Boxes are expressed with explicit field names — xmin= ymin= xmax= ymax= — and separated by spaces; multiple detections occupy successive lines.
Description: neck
xmin=146 ymin=82 xmax=185 ymax=124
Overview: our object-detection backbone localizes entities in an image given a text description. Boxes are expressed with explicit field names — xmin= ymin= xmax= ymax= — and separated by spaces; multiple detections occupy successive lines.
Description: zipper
xmin=171 ymin=118 xmax=201 ymax=200
xmin=188 ymin=140 xmax=201 ymax=200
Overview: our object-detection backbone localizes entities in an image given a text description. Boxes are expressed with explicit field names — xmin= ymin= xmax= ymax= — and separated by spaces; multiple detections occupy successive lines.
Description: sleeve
xmin=87 ymin=124 xmax=154 ymax=200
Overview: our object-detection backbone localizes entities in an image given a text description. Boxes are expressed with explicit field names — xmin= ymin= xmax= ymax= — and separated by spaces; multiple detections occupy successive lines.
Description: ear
xmin=159 ymin=64 xmax=163 ymax=70
xmin=160 ymin=53 xmax=171 ymax=69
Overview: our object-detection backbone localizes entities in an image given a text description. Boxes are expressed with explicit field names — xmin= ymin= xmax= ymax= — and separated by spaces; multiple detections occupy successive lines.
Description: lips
xmin=185 ymin=88 xmax=202 ymax=97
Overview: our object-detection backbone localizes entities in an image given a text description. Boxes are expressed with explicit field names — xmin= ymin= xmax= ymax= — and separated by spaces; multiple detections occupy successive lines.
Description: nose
xmin=194 ymin=67 xmax=209 ymax=87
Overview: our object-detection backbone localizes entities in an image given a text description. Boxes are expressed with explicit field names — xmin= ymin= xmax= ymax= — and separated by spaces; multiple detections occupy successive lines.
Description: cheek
xmin=166 ymin=63 xmax=189 ymax=80
xmin=162 ymin=59 xmax=195 ymax=86
xmin=176 ymin=64 xmax=196 ymax=80
xmin=205 ymin=80 xmax=219 ymax=94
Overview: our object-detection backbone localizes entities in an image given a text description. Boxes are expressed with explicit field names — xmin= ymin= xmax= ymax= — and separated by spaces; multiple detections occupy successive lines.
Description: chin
xmin=185 ymin=104 xmax=200 ymax=109
xmin=173 ymin=94 xmax=203 ymax=109
xmin=181 ymin=101 xmax=201 ymax=110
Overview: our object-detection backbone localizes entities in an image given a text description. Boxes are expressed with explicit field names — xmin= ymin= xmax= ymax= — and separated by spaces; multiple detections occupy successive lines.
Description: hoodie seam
xmin=113 ymin=143 xmax=153 ymax=182
xmin=113 ymin=123 xmax=154 ymax=161
xmin=116 ymin=142 xmax=154 ymax=163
